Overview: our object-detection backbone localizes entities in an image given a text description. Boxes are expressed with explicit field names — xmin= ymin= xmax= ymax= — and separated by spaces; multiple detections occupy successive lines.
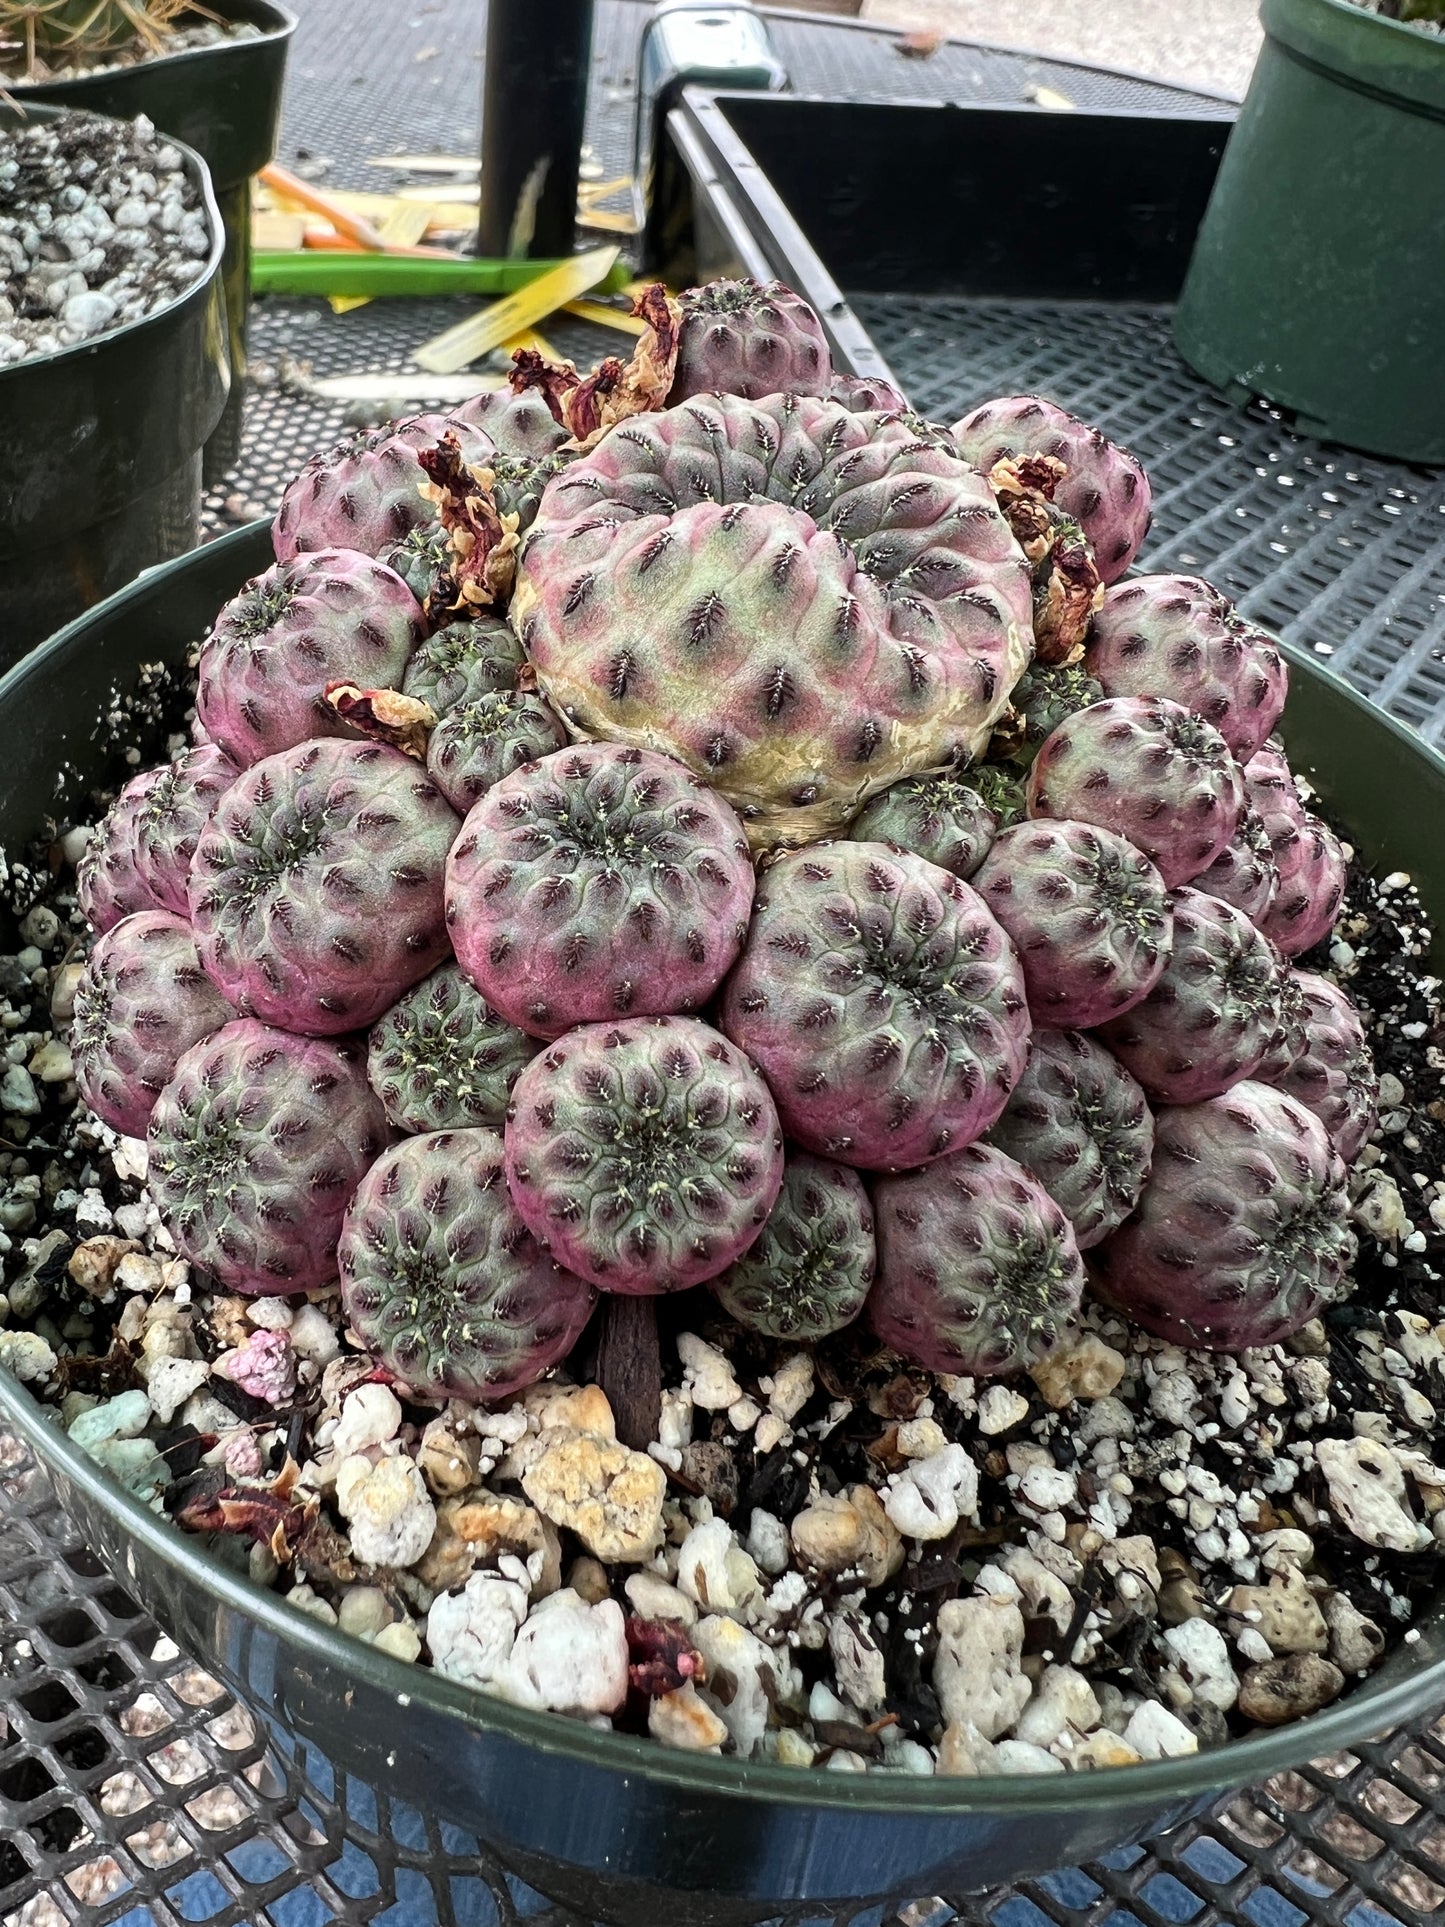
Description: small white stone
xmin=896 ymin=1417 xmax=948 ymax=1459
xmin=996 ymin=1547 xmax=1074 ymax=1636
xmin=1018 ymin=1464 xmax=1077 ymax=1513
xmin=245 ymin=1296 xmax=294 ymax=1330
xmin=427 ymin=1572 xmax=528 ymax=1689
xmin=933 ymin=1595 xmax=1031 ymax=1739
xmin=338 ymin=1454 xmax=436 ymax=1568
xmin=1316 ymin=1437 xmax=1425 ymax=1551
xmin=144 ymin=1355 xmax=211 ymax=1425
xmin=1123 ymin=1700 xmax=1199 ymax=1760
xmin=728 ymin=1394 xmax=762 ymax=1432
xmin=373 ymin=1621 xmax=422 ymax=1663
xmin=657 ymin=1388 xmax=694 ymax=1451
xmin=332 ymin=1383 xmax=402 ymax=1457
xmin=1163 ymin=1619 xmax=1239 ymax=1711
xmin=977 ymin=1385 xmax=1030 ymax=1435
xmin=995 ymin=1740 xmax=1067 ymax=1775
xmin=693 ymin=1614 xmax=794 ymax=1758
xmin=338 ymin=1586 xmax=395 ymax=1640
xmin=648 ymin=1681 xmax=728 ymax=1752
xmin=1014 ymin=1666 xmax=1101 ymax=1748
xmin=884 ymin=1443 xmax=979 ymax=1542
xmin=496 ymin=1590 xmax=628 ymax=1716
xmin=745 ymin=1508 xmax=791 ymax=1577
xmin=766 ymin=1351 xmax=814 ymax=1422
xmin=829 ymin=1607 xmax=887 ymax=1713
xmin=623 ymin=1571 xmax=697 ymax=1626
xmin=677 ymin=1332 xmax=741 ymax=1410
xmin=676 ymin=1516 xmax=762 ymax=1619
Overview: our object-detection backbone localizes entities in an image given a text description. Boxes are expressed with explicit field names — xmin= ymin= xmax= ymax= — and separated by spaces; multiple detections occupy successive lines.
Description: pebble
xmin=417 ymin=1495 xmax=558 ymax=1595
xmin=331 ymin=1383 xmax=402 ymax=1457
xmin=649 ymin=1682 xmax=728 ymax=1752
xmin=1014 ymin=1665 xmax=1101 ymax=1748
xmin=676 ymin=1516 xmax=763 ymax=1619
xmin=374 ymin=1621 xmax=422 ymax=1663
xmin=828 ymin=1607 xmax=887 ymax=1712
xmin=883 ymin=1443 xmax=978 ymax=1541
xmin=1066 ymin=1731 xmax=1143 ymax=1770
xmin=624 ymin=1571 xmax=697 ymax=1626
xmin=1237 ymin=1654 xmax=1346 ymax=1724
xmin=68 ymin=1388 xmax=151 ymax=1449
xmin=144 ymin=1355 xmax=211 ymax=1425
xmin=677 ymin=1331 xmax=742 ymax=1410
xmin=336 ymin=1455 xmax=436 ymax=1568
xmin=936 ymin=1720 xmax=999 ymax=1776
xmin=744 ymin=1507 xmax=791 ymax=1576
xmin=1316 ymin=1436 xmax=1426 ymax=1551
xmin=790 ymin=1484 xmax=903 ymax=1587
xmin=1323 ymin=1593 xmax=1386 ymax=1674
xmin=417 ymin=1415 xmax=482 ymax=1497
xmin=338 ymin=1586 xmax=395 ymax=1640
xmin=213 ymin=1329 xmax=296 ymax=1405
xmin=1227 ymin=1567 xmax=1328 ymax=1655
xmin=692 ymin=1614 xmax=794 ymax=1758
xmin=522 ymin=1429 xmax=667 ymax=1563
xmin=0 ymin=1328 xmax=57 ymax=1381
xmin=496 ymin=1589 xmax=628 ymax=1717
xmin=427 ymin=1573 xmax=528 ymax=1690
xmin=1162 ymin=1619 xmax=1240 ymax=1711
xmin=1029 ymin=1333 xmax=1127 ymax=1409
xmin=977 ymin=1385 xmax=1031 ymax=1434
xmin=1 ymin=1066 xmax=40 ymax=1117
xmin=995 ymin=1740 xmax=1066 ymax=1775
xmin=1122 ymin=1700 xmax=1199 ymax=1759
xmin=28 ymin=1038 xmax=72 ymax=1083
xmin=933 ymin=1596 xmax=1031 ymax=1739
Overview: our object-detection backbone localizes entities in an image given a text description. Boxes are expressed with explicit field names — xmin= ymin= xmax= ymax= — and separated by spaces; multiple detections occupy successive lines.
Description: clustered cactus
xmin=71 ymin=276 xmax=1376 ymax=1431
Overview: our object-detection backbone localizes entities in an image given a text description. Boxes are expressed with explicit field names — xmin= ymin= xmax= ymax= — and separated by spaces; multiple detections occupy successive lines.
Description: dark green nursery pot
xmin=1174 ymin=0 xmax=1445 ymax=462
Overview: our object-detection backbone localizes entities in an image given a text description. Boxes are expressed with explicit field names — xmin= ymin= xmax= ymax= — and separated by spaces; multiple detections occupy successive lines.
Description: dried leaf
xmin=324 ymin=683 xmax=437 ymax=759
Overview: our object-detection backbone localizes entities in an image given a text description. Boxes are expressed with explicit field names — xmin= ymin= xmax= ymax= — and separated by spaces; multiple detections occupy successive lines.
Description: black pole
xmin=479 ymin=0 xmax=596 ymax=259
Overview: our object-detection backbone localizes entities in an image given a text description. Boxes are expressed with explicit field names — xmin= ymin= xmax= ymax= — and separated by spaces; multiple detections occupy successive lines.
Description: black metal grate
xmin=7 ymin=2 xmax=1445 ymax=1923
xmin=851 ymin=295 xmax=1445 ymax=748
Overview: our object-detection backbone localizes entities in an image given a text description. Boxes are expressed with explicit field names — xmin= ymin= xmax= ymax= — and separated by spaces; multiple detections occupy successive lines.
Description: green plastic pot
xmin=0 ymin=533 xmax=1443 ymax=1925
xmin=1174 ymin=0 xmax=1445 ymax=462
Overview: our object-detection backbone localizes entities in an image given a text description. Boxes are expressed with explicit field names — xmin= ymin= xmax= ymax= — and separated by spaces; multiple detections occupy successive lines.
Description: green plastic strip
xmin=250 ymin=251 xmax=633 ymax=298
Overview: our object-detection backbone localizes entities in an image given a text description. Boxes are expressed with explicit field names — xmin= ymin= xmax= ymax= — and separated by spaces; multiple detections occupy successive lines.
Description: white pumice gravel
xmin=1 ymin=692 xmax=1443 ymax=1777
xmin=0 ymin=108 xmax=209 ymax=366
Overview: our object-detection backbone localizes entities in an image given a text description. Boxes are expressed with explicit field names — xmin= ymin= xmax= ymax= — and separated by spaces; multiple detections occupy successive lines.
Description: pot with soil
xmin=4 ymin=0 xmax=296 ymax=484
xmin=1174 ymin=0 xmax=1445 ymax=463
xmin=0 ymin=100 xmax=227 ymax=669
xmin=0 ymin=290 xmax=1442 ymax=1926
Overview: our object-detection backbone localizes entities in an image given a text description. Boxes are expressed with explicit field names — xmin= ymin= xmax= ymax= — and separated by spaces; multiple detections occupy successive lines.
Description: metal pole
xmin=478 ymin=0 xmax=596 ymax=259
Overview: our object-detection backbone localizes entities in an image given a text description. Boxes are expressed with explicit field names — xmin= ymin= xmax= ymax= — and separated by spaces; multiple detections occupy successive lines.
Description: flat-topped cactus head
xmin=72 ymin=912 xmax=232 ymax=1140
xmin=1026 ymin=694 xmax=1243 ymax=888
xmin=503 ymin=1015 xmax=784 ymax=1296
xmin=973 ymin=818 xmax=1173 ymax=1030
xmin=719 ymin=841 xmax=1031 ymax=1170
xmin=986 ymin=1029 xmax=1154 ymax=1250
xmin=1093 ymin=1081 xmax=1355 ymax=1351
xmin=195 ymin=549 xmax=426 ymax=769
xmin=339 ymin=1128 xmax=597 ymax=1402
xmin=148 ymin=1019 xmax=391 ymax=1297
xmin=709 ymin=1153 xmax=875 ymax=1342
xmin=513 ymin=390 xmax=1033 ymax=846
xmin=367 ymin=963 xmax=539 ymax=1134
xmin=871 ymin=1142 xmax=1085 ymax=1376
xmin=669 ymin=278 xmax=833 ymax=402
xmin=188 ymin=739 xmax=459 ymax=1037
xmin=445 ymin=744 xmax=754 ymax=1040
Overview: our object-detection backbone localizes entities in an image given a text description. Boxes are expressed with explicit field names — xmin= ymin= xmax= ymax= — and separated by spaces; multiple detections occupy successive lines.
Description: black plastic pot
xmin=19 ymin=0 xmax=296 ymax=482
xmin=0 ymin=530 xmax=1443 ymax=1926
xmin=0 ymin=101 xmax=228 ymax=674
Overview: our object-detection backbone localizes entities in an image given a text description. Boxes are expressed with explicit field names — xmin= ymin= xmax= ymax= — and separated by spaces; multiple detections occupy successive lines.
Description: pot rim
xmin=2 ymin=0 xmax=298 ymax=87
xmin=0 ymin=97 xmax=227 ymax=382
xmin=1 ymin=526 xmax=1441 ymax=1816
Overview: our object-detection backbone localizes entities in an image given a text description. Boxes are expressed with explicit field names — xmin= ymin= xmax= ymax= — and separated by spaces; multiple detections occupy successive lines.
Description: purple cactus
xmin=870 ymin=1143 xmax=1085 ymax=1376
xmin=76 ymin=768 xmax=168 ymax=934
xmin=1263 ymin=970 xmax=1378 ymax=1163
xmin=424 ymin=691 xmax=568 ymax=814
xmin=1193 ymin=807 xmax=1279 ymax=925
xmin=1258 ymin=813 xmax=1347 ymax=959
xmin=131 ymin=743 xmax=239 ymax=917
xmin=367 ymin=963 xmax=539 ymax=1134
xmin=972 ymin=818 xmax=1174 ymax=1029
xmin=719 ymin=841 xmax=1031 ymax=1169
xmin=1026 ymin=694 xmax=1243 ymax=888
xmin=148 ymin=1019 xmax=391 ymax=1297
xmin=503 ymin=1015 xmax=784 ymax=1295
xmin=445 ymin=744 xmax=754 ymax=1040
xmin=709 ymin=1152 xmax=875 ymax=1342
xmin=189 ymin=740 xmax=459 ymax=1036
xmin=1097 ymin=887 xmax=1284 ymax=1106
xmin=72 ymin=912 xmax=232 ymax=1139
xmin=1092 ymin=1081 xmax=1355 ymax=1351
xmin=339 ymin=1127 xmax=597 ymax=1402
xmin=669 ymin=278 xmax=833 ymax=402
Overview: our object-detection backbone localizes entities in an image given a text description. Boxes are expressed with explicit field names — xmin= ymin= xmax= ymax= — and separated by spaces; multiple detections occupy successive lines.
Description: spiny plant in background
xmin=2 ymin=0 xmax=193 ymax=74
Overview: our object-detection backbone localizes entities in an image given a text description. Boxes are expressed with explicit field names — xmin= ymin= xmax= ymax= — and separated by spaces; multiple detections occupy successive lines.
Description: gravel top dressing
xmin=1 ymin=281 xmax=1441 ymax=1781
xmin=2 ymin=16 xmax=264 ymax=82
xmin=0 ymin=108 xmax=210 ymax=366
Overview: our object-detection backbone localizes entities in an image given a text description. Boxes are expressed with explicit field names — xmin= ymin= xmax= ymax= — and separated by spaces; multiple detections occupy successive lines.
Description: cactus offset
xmin=400 ymin=617 xmax=525 ymax=716
xmin=871 ymin=1143 xmax=1085 ymax=1376
xmin=367 ymin=963 xmax=538 ymax=1133
xmin=1093 ymin=1082 xmax=1355 ymax=1351
xmin=424 ymin=692 xmax=568 ymax=814
xmin=503 ymin=1015 xmax=784 ymax=1294
xmin=668 ymin=278 xmax=832 ymax=402
xmin=339 ymin=1128 xmax=596 ymax=1401
xmin=847 ymin=766 xmax=1019 ymax=880
xmin=148 ymin=1019 xmax=391 ymax=1297
xmin=1263 ymin=970 xmax=1378 ymax=1162
xmin=709 ymin=1153 xmax=875 ymax=1341
xmin=720 ymin=841 xmax=1031 ymax=1169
